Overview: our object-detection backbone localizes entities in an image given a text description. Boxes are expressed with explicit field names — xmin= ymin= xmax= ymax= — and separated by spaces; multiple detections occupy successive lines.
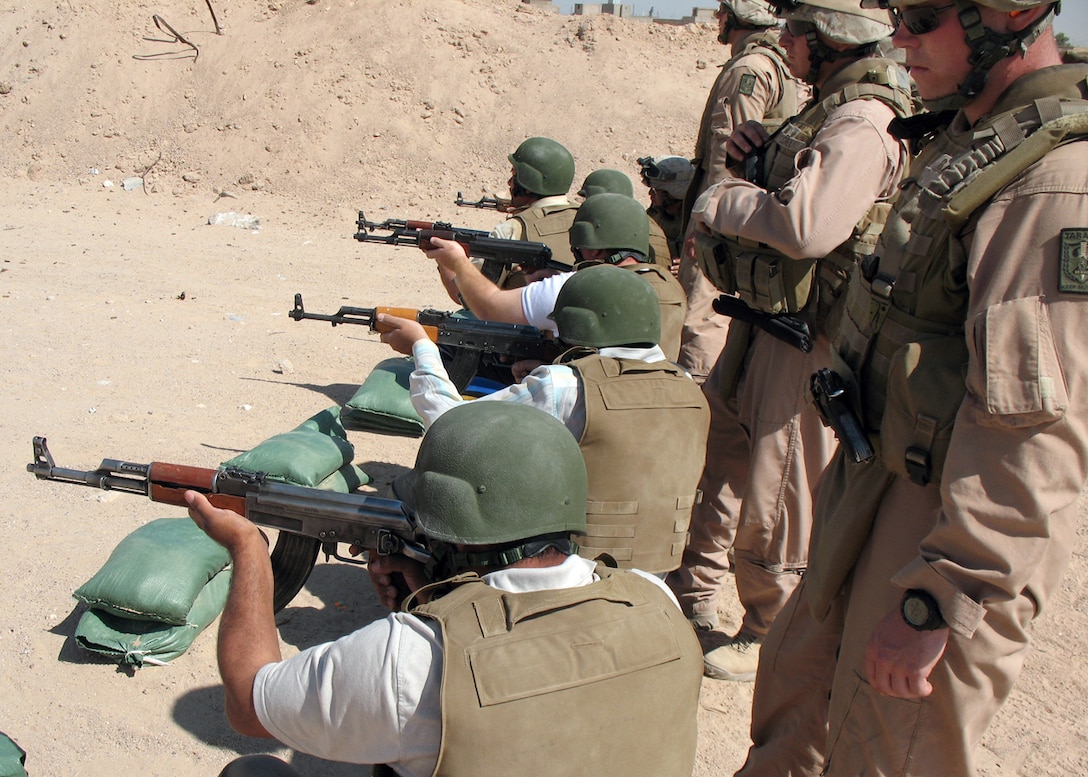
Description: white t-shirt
xmin=252 ymin=555 xmax=677 ymax=776
xmin=519 ymin=270 xmax=573 ymax=333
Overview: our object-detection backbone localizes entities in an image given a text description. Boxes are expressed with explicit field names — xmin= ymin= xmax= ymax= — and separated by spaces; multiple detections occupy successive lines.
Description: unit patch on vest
xmin=738 ymin=74 xmax=757 ymax=96
xmin=1060 ymin=229 xmax=1088 ymax=294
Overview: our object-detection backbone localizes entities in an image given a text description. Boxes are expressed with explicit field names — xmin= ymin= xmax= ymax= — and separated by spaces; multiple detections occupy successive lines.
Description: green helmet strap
xmin=426 ymin=535 xmax=580 ymax=579
xmin=925 ymin=0 xmax=1060 ymax=111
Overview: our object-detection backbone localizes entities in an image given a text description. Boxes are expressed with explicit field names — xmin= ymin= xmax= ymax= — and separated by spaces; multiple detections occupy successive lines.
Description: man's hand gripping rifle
xmin=354 ymin=211 xmax=568 ymax=283
xmin=27 ymin=437 xmax=430 ymax=610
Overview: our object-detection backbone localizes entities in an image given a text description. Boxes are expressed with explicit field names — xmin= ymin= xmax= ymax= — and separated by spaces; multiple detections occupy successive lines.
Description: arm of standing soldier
xmin=423 ymin=236 xmax=529 ymax=324
xmin=705 ymin=62 xmax=780 ymax=183
xmin=697 ymin=102 xmax=904 ymax=260
xmin=725 ymin=120 xmax=772 ymax=164
xmin=185 ymin=490 xmax=279 ymax=738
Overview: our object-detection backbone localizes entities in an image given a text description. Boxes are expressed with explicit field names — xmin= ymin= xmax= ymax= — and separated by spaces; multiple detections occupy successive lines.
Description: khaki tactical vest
xmin=834 ymin=67 xmax=1088 ymax=489
xmin=628 ymin=262 xmax=687 ymax=361
xmin=647 ymin=212 xmax=675 ymax=269
xmin=411 ymin=564 xmax=702 ymax=777
xmin=695 ymin=58 xmax=915 ymax=334
xmin=512 ymin=201 xmax=579 ymax=268
xmin=565 ymin=354 xmax=710 ymax=574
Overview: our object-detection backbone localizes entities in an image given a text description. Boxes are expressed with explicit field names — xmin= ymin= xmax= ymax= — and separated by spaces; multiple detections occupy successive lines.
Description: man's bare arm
xmin=423 ymin=236 xmax=529 ymax=324
xmin=186 ymin=490 xmax=280 ymax=738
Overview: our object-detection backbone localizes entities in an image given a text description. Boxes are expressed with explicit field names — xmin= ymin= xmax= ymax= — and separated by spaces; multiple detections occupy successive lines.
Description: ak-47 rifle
xmin=712 ymin=294 xmax=814 ymax=354
xmin=289 ymin=294 xmax=554 ymax=391
xmin=354 ymin=211 xmax=569 ymax=283
xmin=26 ymin=436 xmax=430 ymax=611
xmin=454 ymin=191 xmax=515 ymax=213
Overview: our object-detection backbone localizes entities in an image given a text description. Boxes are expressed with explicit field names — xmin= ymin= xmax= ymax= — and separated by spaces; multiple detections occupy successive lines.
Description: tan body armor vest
xmin=411 ymin=564 xmax=702 ymax=777
xmin=512 ymin=201 xmax=579 ymax=268
xmin=628 ymin=262 xmax=687 ymax=361
xmin=567 ymin=354 xmax=710 ymax=574
xmin=647 ymin=213 xmax=675 ymax=269
xmin=696 ymin=58 xmax=914 ymax=334
xmin=834 ymin=66 xmax=1088 ymax=488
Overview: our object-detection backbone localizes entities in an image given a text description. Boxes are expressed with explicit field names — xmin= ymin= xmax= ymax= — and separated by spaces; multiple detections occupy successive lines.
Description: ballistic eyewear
xmin=891 ymin=4 xmax=957 ymax=35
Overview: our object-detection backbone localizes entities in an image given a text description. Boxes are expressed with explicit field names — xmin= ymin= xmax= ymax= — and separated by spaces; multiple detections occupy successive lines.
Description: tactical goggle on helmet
xmin=637 ymin=156 xmax=696 ymax=199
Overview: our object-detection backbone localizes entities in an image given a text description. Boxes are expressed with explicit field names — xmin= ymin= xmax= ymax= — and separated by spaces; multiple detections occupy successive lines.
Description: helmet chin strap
xmin=426 ymin=535 xmax=578 ymax=579
xmin=922 ymin=0 xmax=1060 ymax=112
xmin=802 ymin=29 xmax=878 ymax=85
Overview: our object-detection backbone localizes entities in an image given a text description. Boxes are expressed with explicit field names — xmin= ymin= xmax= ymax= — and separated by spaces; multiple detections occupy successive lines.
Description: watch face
xmin=903 ymin=595 xmax=931 ymax=627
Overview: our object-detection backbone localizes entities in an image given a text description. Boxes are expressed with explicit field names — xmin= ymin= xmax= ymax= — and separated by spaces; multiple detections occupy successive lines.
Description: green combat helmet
xmin=637 ymin=156 xmax=696 ymax=200
xmin=508 ymin=137 xmax=576 ymax=197
xmin=861 ymin=0 xmax=1061 ymax=109
xmin=395 ymin=403 xmax=587 ymax=574
xmin=568 ymin=192 xmax=651 ymax=263
xmin=578 ymin=169 xmax=635 ymax=199
xmin=549 ymin=264 xmax=661 ymax=349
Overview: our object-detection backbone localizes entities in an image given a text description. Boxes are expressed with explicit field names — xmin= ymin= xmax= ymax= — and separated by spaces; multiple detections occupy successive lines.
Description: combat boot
xmin=702 ymin=630 xmax=762 ymax=681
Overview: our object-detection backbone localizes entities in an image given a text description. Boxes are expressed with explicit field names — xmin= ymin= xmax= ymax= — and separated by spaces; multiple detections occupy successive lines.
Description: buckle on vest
xmin=904 ymin=446 xmax=932 ymax=486
xmin=871 ymin=272 xmax=895 ymax=299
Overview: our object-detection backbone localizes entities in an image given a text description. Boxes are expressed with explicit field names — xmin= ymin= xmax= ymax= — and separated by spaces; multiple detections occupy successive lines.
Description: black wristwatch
xmin=900 ymin=589 xmax=947 ymax=631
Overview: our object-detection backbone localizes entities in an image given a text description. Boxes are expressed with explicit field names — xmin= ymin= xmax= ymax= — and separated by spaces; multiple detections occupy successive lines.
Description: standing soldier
xmin=668 ymin=2 xmax=811 ymax=663
xmin=681 ymin=0 xmax=810 ymax=384
xmin=735 ymin=1 xmax=1088 ymax=775
xmin=674 ymin=0 xmax=914 ymax=682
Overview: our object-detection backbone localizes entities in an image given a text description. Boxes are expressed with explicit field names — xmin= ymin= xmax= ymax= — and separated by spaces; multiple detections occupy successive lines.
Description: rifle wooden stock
xmin=27 ymin=436 xmax=429 ymax=610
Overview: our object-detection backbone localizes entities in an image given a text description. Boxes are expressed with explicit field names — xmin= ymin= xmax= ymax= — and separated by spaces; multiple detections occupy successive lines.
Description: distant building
xmin=522 ymin=0 xmax=560 ymax=10
xmin=568 ymin=3 xmax=716 ymax=24
xmin=573 ymin=3 xmax=634 ymax=16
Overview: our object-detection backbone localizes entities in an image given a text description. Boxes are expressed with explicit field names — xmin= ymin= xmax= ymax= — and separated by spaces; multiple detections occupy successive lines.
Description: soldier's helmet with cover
xmin=508 ymin=137 xmax=576 ymax=197
xmin=637 ymin=156 xmax=697 ymax=200
xmin=578 ymin=169 xmax=635 ymax=199
xmin=395 ymin=402 xmax=588 ymax=576
xmin=568 ymin=192 xmax=651 ymax=263
xmin=860 ymin=0 xmax=1061 ymax=109
xmin=718 ymin=0 xmax=780 ymax=27
xmin=772 ymin=0 xmax=894 ymax=82
xmin=549 ymin=264 xmax=662 ymax=349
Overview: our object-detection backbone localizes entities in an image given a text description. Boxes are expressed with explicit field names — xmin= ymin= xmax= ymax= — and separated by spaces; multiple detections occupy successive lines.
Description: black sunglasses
xmin=891 ymin=4 xmax=957 ymax=35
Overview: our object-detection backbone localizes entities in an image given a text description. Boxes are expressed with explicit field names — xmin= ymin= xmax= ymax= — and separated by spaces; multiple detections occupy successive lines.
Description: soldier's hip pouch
xmin=880 ymin=335 xmax=967 ymax=487
xmin=692 ymin=231 xmax=737 ymax=295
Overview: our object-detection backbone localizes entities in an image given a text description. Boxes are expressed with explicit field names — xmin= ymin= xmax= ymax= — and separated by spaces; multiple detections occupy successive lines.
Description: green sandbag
xmin=74 ymin=565 xmax=231 ymax=667
xmin=316 ymin=462 xmax=371 ymax=491
xmin=340 ymin=357 xmax=425 ymax=438
xmin=73 ymin=517 xmax=230 ymax=626
xmin=0 ymin=732 xmax=27 ymax=777
xmin=223 ymin=406 xmax=355 ymax=487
